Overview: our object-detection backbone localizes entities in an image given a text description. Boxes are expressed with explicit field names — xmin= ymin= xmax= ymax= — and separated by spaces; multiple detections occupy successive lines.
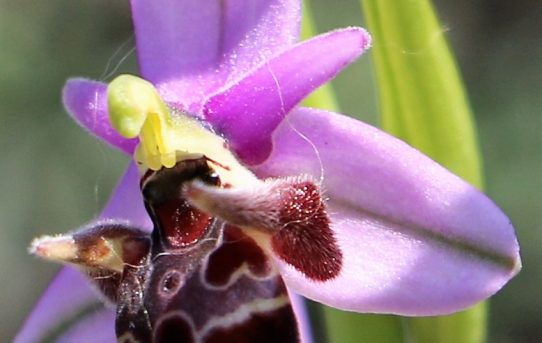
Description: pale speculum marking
xmin=204 ymin=225 xmax=272 ymax=288
xmin=146 ymin=224 xmax=296 ymax=342
xmin=159 ymin=269 xmax=183 ymax=297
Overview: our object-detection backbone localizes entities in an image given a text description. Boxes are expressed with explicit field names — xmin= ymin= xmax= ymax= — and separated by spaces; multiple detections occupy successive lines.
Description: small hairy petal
xmin=203 ymin=27 xmax=371 ymax=165
xmin=63 ymin=78 xmax=137 ymax=153
xmin=253 ymin=107 xmax=521 ymax=315
xmin=130 ymin=0 xmax=300 ymax=109
xmin=17 ymin=164 xmax=151 ymax=341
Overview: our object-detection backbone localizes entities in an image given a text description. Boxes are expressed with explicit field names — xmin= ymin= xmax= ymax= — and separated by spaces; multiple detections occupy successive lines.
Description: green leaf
xmin=360 ymin=0 xmax=483 ymax=187
xmin=360 ymin=0 xmax=486 ymax=342
xmin=404 ymin=304 xmax=487 ymax=343
xmin=323 ymin=308 xmax=404 ymax=343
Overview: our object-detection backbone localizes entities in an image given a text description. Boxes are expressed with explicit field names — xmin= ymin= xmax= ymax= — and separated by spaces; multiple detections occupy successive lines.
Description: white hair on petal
xmin=99 ymin=34 xmax=136 ymax=82
xmin=258 ymin=52 xmax=326 ymax=187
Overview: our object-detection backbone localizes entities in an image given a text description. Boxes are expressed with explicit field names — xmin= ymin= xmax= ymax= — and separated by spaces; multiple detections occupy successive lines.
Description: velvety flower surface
xmin=18 ymin=0 xmax=520 ymax=342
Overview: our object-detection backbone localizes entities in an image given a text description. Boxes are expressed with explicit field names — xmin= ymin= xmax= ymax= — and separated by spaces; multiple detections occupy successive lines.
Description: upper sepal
xmin=254 ymin=107 xmax=520 ymax=315
xmin=130 ymin=0 xmax=301 ymax=109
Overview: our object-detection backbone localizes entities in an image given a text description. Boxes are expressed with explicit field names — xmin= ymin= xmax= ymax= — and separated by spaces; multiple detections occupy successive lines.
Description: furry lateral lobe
xmin=184 ymin=176 xmax=343 ymax=281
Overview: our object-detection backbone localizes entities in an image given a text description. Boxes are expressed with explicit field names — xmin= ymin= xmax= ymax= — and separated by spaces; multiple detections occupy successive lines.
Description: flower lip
xmin=131 ymin=0 xmax=302 ymax=107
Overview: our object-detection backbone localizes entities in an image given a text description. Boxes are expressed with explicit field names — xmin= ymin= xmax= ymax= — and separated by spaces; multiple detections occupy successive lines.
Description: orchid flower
xmin=18 ymin=0 xmax=520 ymax=342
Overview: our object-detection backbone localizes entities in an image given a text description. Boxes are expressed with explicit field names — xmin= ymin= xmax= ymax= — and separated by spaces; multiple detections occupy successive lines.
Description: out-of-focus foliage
xmin=1 ymin=0 xmax=540 ymax=342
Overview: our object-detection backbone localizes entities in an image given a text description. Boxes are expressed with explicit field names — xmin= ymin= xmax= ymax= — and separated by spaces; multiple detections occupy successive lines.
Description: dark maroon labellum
xmin=104 ymin=158 xmax=300 ymax=342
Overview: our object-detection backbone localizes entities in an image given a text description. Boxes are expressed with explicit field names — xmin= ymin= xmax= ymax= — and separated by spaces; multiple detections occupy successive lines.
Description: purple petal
xmin=17 ymin=164 xmax=150 ymax=341
xmin=130 ymin=0 xmax=300 ymax=109
xmin=57 ymin=309 xmax=115 ymax=343
xmin=203 ymin=28 xmax=371 ymax=165
xmin=14 ymin=268 xmax=101 ymax=343
xmin=100 ymin=162 xmax=152 ymax=231
xmin=253 ymin=107 xmax=521 ymax=315
xmin=63 ymin=78 xmax=138 ymax=153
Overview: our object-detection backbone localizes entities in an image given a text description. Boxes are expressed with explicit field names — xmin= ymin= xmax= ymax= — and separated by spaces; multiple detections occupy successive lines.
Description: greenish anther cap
xmin=107 ymin=74 xmax=170 ymax=138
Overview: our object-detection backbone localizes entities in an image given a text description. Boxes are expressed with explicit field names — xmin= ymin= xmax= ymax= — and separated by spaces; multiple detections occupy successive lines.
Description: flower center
xmin=107 ymin=74 xmax=212 ymax=169
xmin=106 ymin=74 xmax=257 ymax=187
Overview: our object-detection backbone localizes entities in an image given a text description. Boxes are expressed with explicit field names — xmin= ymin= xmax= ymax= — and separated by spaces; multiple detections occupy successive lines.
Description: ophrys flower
xmin=18 ymin=0 xmax=520 ymax=342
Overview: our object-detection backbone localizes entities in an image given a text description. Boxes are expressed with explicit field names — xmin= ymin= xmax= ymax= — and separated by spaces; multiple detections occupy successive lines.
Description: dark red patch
xmin=204 ymin=305 xmax=298 ymax=343
xmin=271 ymin=181 xmax=342 ymax=281
xmin=154 ymin=199 xmax=213 ymax=248
xmin=205 ymin=226 xmax=271 ymax=286
xmin=140 ymin=159 xmax=218 ymax=249
xmin=154 ymin=314 xmax=195 ymax=343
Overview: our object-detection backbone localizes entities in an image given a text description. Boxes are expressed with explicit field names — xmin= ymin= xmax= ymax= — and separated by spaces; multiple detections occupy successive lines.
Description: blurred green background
xmin=1 ymin=0 xmax=540 ymax=341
